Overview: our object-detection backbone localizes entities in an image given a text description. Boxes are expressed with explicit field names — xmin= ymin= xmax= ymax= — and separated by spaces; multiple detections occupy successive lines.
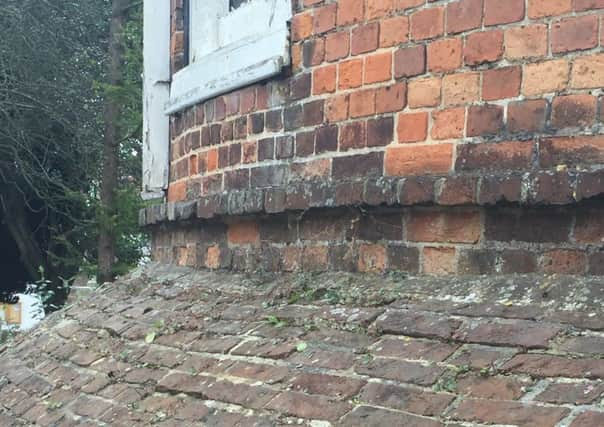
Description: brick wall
xmin=144 ymin=0 xmax=604 ymax=275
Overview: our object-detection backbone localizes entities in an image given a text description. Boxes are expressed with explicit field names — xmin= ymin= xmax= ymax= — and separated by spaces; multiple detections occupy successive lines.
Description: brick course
xmin=153 ymin=0 xmax=604 ymax=275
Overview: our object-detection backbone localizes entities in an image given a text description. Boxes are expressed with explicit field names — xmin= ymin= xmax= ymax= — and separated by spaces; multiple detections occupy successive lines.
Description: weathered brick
xmin=442 ymin=72 xmax=480 ymax=106
xmin=290 ymin=372 xmax=364 ymax=399
xmin=529 ymin=0 xmax=572 ymax=18
xmin=427 ymin=38 xmax=463 ymax=73
xmin=537 ymin=382 xmax=604 ymax=405
xmin=551 ymin=94 xmax=597 ymax=129
xmin=571 ymin=54 xmax=604 ymax=89
xmin=394 ymin=45 xmax=426 ymax=78
xmin=447 ymin=0 xmax=483 ymax=34
xmin=375 ymin=309 xmax=462 ymax=339
xmin=423 ymin=247 xmax=457 ymax=275
xmin=358 ymin=244 xmax=387 ymax=272
xmin=482 ymin=66 xmax=521 ymax=101
xmin=407 ymin=210 xmax=482 ymax=243
xmin=360 ymin=382 xmax=454 ymax=416
xmin=552 ymin=16 xmax=599 ymax=54
xmin=574 ymin=210 xmax=604 ymax=244
xmin=464 ymin=30 xmax=504 ymax=66
xmin=303 ymin=38 xmax=325 ymax=67
xmin=485 ymin=209 xmax=572 ymax=243
xmin=313 ymin=3 xmax=336 ymax=34
xmin=356 ymin=358 xmax=445 ymax=385
xmin=504 ymin=354 xmax=604 ymax=379
xmin=351 ymin=22 xmax=379 ymax=55
xmin=387 ymin=245 xmax=420 ymax=272
xmin=569 ymin=411 xmax=604 ymax=427
xmin=540 ymin=136 xmax=604 ymax=168
xmin=504 ymin=25 xmax=548 ymax=59
xmin=450 ymin=399 xmax=569 ymax=427
xmin=467 ymin=105 xmax=504 ymax=136
xmin=408 ymin=77 xmax=441 ymax=108
xmin=454 ymin=319 xmax=562 ymax=348
xmin=266 ymin=391 xmax=351 ymax=421
xmin=484 ymin=0 xmax=525 ymax=26
xmin=541 ymin=249 xmax=587 ymax=274
xmin=333 ymin=152 xmax=384 ymax=179
xmin=397 ymin=112 xmax=428 ymax=143
xmin=227 ymin=221 xmax=259 ymax=245
xmin=385 ymin=144 xmax=453 ymax=176
xmin=372 ymin=337 xmax=458 ymax=361
xmin=367 ymin=116 xmax=394 ymax=147
xmin=410 ymin=7 xmax=444 ymax=41
xmin=456 ymin=374 xmax=527 ymax=400
xmin=507 ymin=99 xmax=548 ymax=133
xmin=341 ymin=406 xmax=442 ymax=427
xmin=379 ymin=15 xmax=409 ymax=47
xmin=456 ymin=141 xmax=533 ymax=172
xmin=431 ymin=108 xmax=465 ymax=140
xmin=339 ymin=120 xmax=366 ymax=151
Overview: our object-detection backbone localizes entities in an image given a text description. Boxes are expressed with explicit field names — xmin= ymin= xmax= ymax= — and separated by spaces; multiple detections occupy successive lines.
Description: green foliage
xmin=0 ymin=0 xmax=147 ymax=303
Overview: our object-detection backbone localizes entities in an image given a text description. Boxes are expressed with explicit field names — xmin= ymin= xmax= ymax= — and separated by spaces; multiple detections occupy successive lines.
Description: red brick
xmin=385 ymin=144 xmax=454 ymax=176
xmin=358 ymin=244 xmax=387 ymax=272
xmin=338 ymin=58 xmax=363 ymax=89
xmin=397 ymin=112 xmax=428 ymax=143
xmin=457 ymin=375 xmax=527 ymax=400
xmin=569 ymin=411 xmax=604 ymax=427
xmin=541 ymin=250 xmax=587 ymax=274
xmin=292 ymin=12 xmax=313 ymax=41
xmin=432 ymin=108 xmax=465 ymax=140
xmin=427 ymin=38 xmax=463 ymax=73
xmin=366 ymin=0 xmax=395 ymax=20
xmin=574 ymin=0 xmax=604 ymax=11
xmin=450 ymin=399 xmax=569 ymax=427
xmin=337 ymin=0 xmax=364 ymax=26
xmin=396 ymin=0 xmax=424 ymax=10
xmin=227 ymin=222 xmax=260 ymax=245
xmin=442 ymin=72 xmax=480 ymax=106
xmin=507 ymin=100 xmax=548 ymax=132
xmin=467 ymin=105 xmax=504 ymax=136
xmin=540 ymin=136 xmax=604 ymax=167
xmin=394 ymin=45 xmax=426 ymax=79
xmin=464 ymin=30 xmax=504 ymax=65
xmin=504 ymin=353 xmax=604 ymax=379
xmin=379 ymin=15 xmax=409 ymax=47
xmin=325 ymin=31 xmax=350 ymax=62
xmin=504 ymin=24 xmax=548 ymax=59
xmin=571 ymin=54 xmax=604 ymax=89
xmin=266 ymin=391 xmax=351 ymax=421
xmin=410 ymin=7 xmax=445 ymax=41
xmin=423 ymin=247 xmax=457 ymax=275
xmin=168 ymin=181 xmax=186 ymax=202
xmin=408 ymin=210 xmax=482 ymax=243
xmin=349 ymin=89 xmax=376 ymax=118
xmin=528 ymin=0 xmax=572 ymax=18
xmin=523 ymin=59 xmax=569 ymax=96
xmin=482 ymin=66 xmax=521 ymax=101
xmin=551 ymin=16 xmax=599 ymax=54
xmin=313 ymin=64 xmax=337 ymax=94
xmin=351 ymin=22 xmax=379 ymax=55
xmin=408 ymin=77 xmax=441 ymax=108
xmin=290 ymin=372 xmax=365 ymax=399
xmin=484 ymin=0 xmax=525 ymax=26
xmin=551 ymin=94 xmax=597 ymax=129
xmin=313 ymin=3 xmax=337 ymax=34
xmin=364 ymin=52 xmax=393 ymax=84
xmin=447 ymin=0 xmax=483 ymax=34
xmin=455 ymin=141 xmax=534 ymax=171
xmin=359 ymin=382 xmax=455 ymax=416
xmin=376 ymin=82 xmax=407 ymax=113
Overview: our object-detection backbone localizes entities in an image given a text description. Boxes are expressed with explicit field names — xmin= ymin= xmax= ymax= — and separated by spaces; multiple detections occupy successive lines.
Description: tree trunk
xmin=98 ymin=0 xmax=128 ymax=284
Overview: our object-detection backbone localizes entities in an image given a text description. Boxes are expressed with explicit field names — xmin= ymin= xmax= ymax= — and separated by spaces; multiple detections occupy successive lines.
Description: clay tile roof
xmin=1 ymin=264 xmax=603 ymax=426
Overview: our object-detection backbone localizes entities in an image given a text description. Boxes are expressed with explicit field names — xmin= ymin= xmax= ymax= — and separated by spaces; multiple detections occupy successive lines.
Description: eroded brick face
xmin=156 ymin=0 xmax=604 ymax=275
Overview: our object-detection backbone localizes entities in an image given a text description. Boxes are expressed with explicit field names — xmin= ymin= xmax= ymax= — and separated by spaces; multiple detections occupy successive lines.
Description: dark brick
xmin=501 ymin=250 xmax=538 ymax=273
xmin=265 ymin=188 xmax=287 ymax=213
xmin=210 ymin=123 xmax=222 ymax=145
xmin=260 ymin=215 xmax=297 ymax=243
xmin=456 ymin=141 xmax=534 ymax=172
xmin=458 ymin=249 xmax=497 ymax=274
xmin=358 ymin=214 xmax=403 ymax=240
xmin=437 ymin=176 xmax=477 ymax=205
xmin=228 ymin=143 xmax=241 ymax=166
xmin=233 ymin=116 xmax=248 ymax=139
xmin=276 ymin=135 xmax=295 ymax=160
xmin=332 ymin=152 xmax=384 ymax=179
xmin=363 ymin=178 xmax=397 ymax=206
xmin=221 ymin=121 xmax=233 ymax=142
xmin=258 ymin=137 xmax=275 ymax=161
xmin=485 ymin=209 xmax=572 ymax=243
xmin=398 ymin=177 xmax=435 ymax=205
xmin=387 ymin=246 xmax=420 ymax=272
xmin=224 ymin=169 xmax=249 ymax=190
xmin=284 ymin=104 xmax=304 ymax=131
xmin=303 ymin=100 xmax=324 ymax=126
xmin=265 ymin=109 xmax=283 ymax=131
xmin=530 ymin=171 xmax=574 ymax=204
xmin=249 ymin=113 xmax=265 ymax=134
xmin=315 ymin=125 xmax=338 ymax=153
xmin=508 ymin=99 xmax=547 ymax=133
xmin=251 ymin=165 xmax=288 ymax=188
xmin=478 ymin=175 xmax=523 ymax=204
xmin=367 ymin=116 xmax=394 ymax=147
xmin=296 ymin=130 xmax=315 ymax=157
xmin=339 ymin=121 xmax=366 ymax=151
xmin=334 ymin=181 xmax=364 ymax=205
xmin=467 ymin=104 xmax=504 ymax=136
xmin=290 ymin=73 xmax=312 ymax=101
xmin=329 ymin=244 xmax=357 ymax=271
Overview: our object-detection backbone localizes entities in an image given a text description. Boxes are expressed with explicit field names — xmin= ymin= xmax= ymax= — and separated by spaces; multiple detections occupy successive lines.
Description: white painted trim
xmin=166 ymin=29 xmax=289 ymax=114
xmin=167 ymin=0 xmax=292 ymax=114
xmin=142 ymin=0 xmax=171 ymax=197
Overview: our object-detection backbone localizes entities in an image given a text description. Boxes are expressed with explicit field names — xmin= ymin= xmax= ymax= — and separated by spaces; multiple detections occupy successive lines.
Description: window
xmin=166 ymin=0 xmax=293 ymax=114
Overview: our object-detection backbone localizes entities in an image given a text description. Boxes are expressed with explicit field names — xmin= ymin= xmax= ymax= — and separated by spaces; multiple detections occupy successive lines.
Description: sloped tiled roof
xmin=1 ymin=264 xmax=603 ymax=426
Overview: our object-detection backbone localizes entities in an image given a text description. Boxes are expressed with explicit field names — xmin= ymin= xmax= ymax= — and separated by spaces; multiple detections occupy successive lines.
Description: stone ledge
xmin=140 ymin=169 xmax=604 ymax=226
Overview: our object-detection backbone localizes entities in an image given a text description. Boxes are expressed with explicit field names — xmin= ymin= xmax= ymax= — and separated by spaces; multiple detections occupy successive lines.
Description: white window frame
xmin=165 ymin=0 xmax=293 ymax=114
